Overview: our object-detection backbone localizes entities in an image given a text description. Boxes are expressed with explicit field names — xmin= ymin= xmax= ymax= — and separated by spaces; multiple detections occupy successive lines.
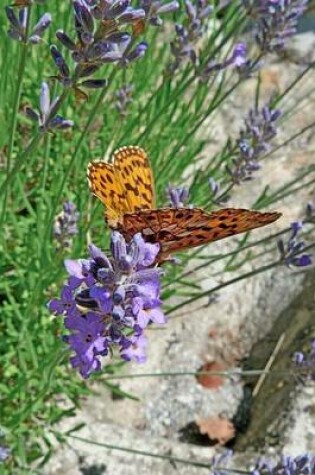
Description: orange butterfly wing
xmin=87 ymin=146 xmax=155 ymax=227
xmin=118 ymin=208 xmax=281 ymax=260
xmin=113 ymin=146 xmax=155 ymax=212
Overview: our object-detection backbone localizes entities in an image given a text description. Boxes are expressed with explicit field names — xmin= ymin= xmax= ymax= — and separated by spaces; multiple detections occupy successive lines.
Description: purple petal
xmin=40 ymin=82 xmax=50 ymax=117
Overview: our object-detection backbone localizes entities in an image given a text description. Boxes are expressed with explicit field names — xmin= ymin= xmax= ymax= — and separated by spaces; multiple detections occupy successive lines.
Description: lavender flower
xmin=25 ymin=82 xmax=74 ymax=132
xmin=228 ymin=105 xmax=281 ymax=184
xmin=48 ymin=232 xmax=165 ymax=378
xmin=208 ymin=178 xmax=230 ymax=205
xmin=210 ymin=450 xmax=232 ymax=475
xmin=167 ymin=184 xmax=190 ymax=208
xmin=140 ymin=0 xmax=180 ymax=26
xmin=115 ymin=84 xmax=133 ymax=118
xmin=294 ymin=339 xmax=315 ymax=382
xmin=5 ymin=6 xmax=51 ymax=44
xmin=305 ymin=196 xmax=315 ymax=223
xmin=92 ymin=0 xmax=145 ymax=24
xmin=0 ymin=446 xmax=10 ymax=463
xmin=250 ymin=454 xmax=315 ymax=474
xmin=121 ymin=332 xmax=148 ymax=363
xmin=202 ymin=42 xmax=247 ymax=78
xmin=169 ymin=0 xmax=212 ymax=71
xmin=56 ymin=1 xmax=147 ymax=72
xmin=243 ymin=0 xmax=309 ymax=53
xmin=211 ymin=452 xmax=315 ymax=475
xmin=53 ymin=202 xmax=80 ymax=250
xmin=50 ymin=45 xmax=72 ymax=87
xmin=277 ymin=222 xmax=312 ymax=267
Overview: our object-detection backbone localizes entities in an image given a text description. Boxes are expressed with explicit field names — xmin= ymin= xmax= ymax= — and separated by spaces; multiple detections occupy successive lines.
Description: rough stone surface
xmin=43 ymin=35 xmax=315 ymax=475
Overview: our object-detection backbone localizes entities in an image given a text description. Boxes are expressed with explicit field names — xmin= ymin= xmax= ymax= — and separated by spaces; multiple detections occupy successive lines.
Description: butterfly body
xmin=87 ymin=146 xmax=281 ymax=261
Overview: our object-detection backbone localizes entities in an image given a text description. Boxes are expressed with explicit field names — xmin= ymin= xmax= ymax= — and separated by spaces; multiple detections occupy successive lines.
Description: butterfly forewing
xmin=87 ymin=161 xmax=129 ymax=226
xmin=87 ymin=146 xmax=155 ymax=227
xmin=114 ymin=146 xmax=155 ymax=212
xmin=119 ymin=208 xmax=281 ymax=259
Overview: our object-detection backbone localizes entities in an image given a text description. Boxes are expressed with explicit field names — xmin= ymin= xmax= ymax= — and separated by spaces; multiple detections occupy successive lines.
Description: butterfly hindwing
xmin=120 ymin=208 xmax=281 ymax=259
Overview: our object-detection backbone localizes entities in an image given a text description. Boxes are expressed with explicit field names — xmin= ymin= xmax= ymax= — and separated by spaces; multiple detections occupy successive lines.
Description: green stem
xmin=0 ymin=88 xmax=71 ymax=199
xmin=102 ymin=368 xmax=296 ymax=380
xmin=0 ymin=132 xmax=41 ymax=194
xmin=3 ymin=7 xmax=33 ymax=216
xmin=66 ymin=434 xmax=216 ymax=470
xmin=166 ymin=260 xmax=279 ymax=315
xmin=164 ymin=227 xmax=291 ymax=289
xmin=40 ymin=68 xmax=118 ymax=263
xmin=271 ymin=61 xmax=315 ymax=108
xmin=7 ymin=8 xmax=32 ymax=166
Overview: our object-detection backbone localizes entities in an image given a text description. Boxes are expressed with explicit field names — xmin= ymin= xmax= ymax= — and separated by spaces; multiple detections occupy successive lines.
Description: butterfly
xmin=87 ymin=146 xmax=281 ymax=262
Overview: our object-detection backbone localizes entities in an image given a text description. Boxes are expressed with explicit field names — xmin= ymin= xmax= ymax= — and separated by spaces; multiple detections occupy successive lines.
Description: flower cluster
xmin=169 ymin=2 xmax=247 ymax=76
xmin=294 ymin=339 xmax=315 ymax=382
xmin=277 ymin=221 xmax=312 ymax=267
xmin=167 ymin=184 xmax=190 ymax=208
xmin=208 ymin=177 xmax=230 ymax=205
xmin=139 ymin=0 xmax=179 ymax=26
xmin=202 ymin=43 xmax=247 ymax=78
xmin=25 ymin=82 xmax=73 ymax=132
xmin=228 ymin=105 xmax=281 ymax=184
xmin=115 ymin=84 xmax=133 ymax=118
xmin=242 ymin=0 xmax=309 ymax=53
xmin=249 ymin=454 xmax=315 ymax=474
xmin=53 ymin=201 xmax=80 ymax=250
xmin=54 ymin=0 xmax=148 ymax=85
xmin=169 ymin=0 xmax=213 ymax=71
xmin=49 ymin=232 xmax=166 ymax=378
xmin=211 ymin=452 xmax=315 ymax=475
xmin=0 ymin=446 xmax=10 ymax=463
xmin=5 ymin=6 xmax=51 ymax=44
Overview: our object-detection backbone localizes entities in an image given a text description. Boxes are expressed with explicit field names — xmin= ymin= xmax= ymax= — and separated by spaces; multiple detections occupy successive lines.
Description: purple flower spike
xmin=49 ymin=231 xmax=164 ymax=378
xmin=123 ymin=41 xmax=148 ymax=64
xmin=229 ymin=43 xmax=247 ymax=67
xmin=169 ymin=0 xmax=212 ymax=71
xmin=228 ymin=104 xmax=281 ymax=184
xmin=0 ymin=446 xmax=10 ymax=462
xmin=140 ymin=0 xmax=180 ymax=25
xmin=6 ymin=7 xmax=51 ymax=44
xmin=74 ymin=1 xmax=94 ymax=33
xmin=29 ymin=13 xmax=52 ymax=43
xmin=106 ymin=0 xmax=131 ymax=20
xmin=118 ymin=7 xmax=146 ymax=23
xmin=121 ymin=333 xmax=148 ymax=363
xmin=50 ymin=45 xmax=71 ymax=82
xmin=277 ymin=221 xmax=312 ymax=268
xmin=249 ymin=453 xmax=315 ymax=474
xmin=115 ymin=84 xmax=133 ymax=118
xmin=26 ymin=82 xmax=74 ymax=132
xmin=243 ymin=0 xmax=309 ymax=53
xmin=53 ymin=201 xmax=80 ymax=250
xmin=293 ymin=339 xmax=315 ymax=382
xmin=5 ymin=7 xmax=22 ymax=32
xmin=40 ymin=81 xmax=50 ymax=117
xmin=56 ymin=30 xmax=77 ymax=51
xmin=203 ymin=42 xmax=248 ymax=77
xmin=167 ymin=184 xmax=190 ymax=208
